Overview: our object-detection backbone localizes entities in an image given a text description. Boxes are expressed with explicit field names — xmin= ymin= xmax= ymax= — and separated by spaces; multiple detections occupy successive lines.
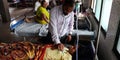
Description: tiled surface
xmin=0 ymin=21 xmax=40 ymax=43
xmin=9 ymin=7 xmax=33 ymax=19
xmin=0 ymin=7 xmax=35 ymax=43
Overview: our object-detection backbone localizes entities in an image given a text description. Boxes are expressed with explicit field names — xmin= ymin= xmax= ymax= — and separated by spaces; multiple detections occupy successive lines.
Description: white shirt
xmin=49 ymin=5 xmax=74 ymax=44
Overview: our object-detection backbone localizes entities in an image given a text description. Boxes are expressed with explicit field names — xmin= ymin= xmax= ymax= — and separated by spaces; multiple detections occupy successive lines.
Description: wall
xmin=88 ymin=0 xmax=120 ymax=60
xmin=97 ymin=0 xmax=120 ymax=60
xmin=83 ymin=0 xmax=89 ymax=8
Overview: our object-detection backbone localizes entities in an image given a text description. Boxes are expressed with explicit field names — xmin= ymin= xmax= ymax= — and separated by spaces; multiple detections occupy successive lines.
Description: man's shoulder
xmin=71 ymin=11 xmax=74 ymax=15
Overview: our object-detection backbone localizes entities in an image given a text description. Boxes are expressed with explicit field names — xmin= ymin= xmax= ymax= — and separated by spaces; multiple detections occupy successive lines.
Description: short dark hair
xmin=63 ymin=0 xmax=75 ymax=7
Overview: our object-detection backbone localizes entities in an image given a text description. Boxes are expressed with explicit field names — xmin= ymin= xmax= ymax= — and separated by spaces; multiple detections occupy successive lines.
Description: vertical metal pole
xmin=75 ymin=1 xmax=81 ymax=60
xmin=94 ymin=0 xmax=103 ymax=60
xmin=94 ymin=22 xmax=101 ymax=60
xmin=75 ymin=7 xmax=79 ymax=60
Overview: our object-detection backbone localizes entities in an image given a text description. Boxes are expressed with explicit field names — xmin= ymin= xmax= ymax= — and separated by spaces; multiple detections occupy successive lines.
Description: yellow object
xmin=36 ymin=6 xmax=49 ymax=24
xmin=43 ymin=47 xmax=72 ymax=60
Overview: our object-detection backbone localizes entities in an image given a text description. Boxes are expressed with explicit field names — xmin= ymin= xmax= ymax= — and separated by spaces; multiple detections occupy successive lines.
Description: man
xmin=48 ymin=0 xmax=75 ymax=51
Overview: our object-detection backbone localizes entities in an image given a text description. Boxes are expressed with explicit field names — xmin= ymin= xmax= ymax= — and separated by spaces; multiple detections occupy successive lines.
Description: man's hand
xmin=57 ymin=43 xmax=64 ymax=51
xmin=51 ymin=43 xmax=64 ymax=51
xmin=67 ymin=35 xmax=72 ymax=42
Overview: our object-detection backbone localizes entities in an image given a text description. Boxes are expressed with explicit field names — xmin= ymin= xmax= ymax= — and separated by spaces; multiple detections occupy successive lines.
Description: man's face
xmin=63 ymin=5 xmax=74 ymax=15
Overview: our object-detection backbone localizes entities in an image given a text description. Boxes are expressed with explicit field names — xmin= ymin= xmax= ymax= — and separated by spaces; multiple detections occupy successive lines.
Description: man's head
xmin=62 ymin=0 xmax=75 ymax=15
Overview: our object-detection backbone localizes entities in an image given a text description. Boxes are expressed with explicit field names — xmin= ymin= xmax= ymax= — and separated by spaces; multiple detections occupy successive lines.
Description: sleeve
xmin=49 ymin=7 xmax=61 ymax=44
xmin=68 ymin=12 xmax=74 ymax=35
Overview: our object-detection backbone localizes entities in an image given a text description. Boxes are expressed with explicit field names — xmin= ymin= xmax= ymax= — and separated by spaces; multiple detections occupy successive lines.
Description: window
xmin=92 ymin=0 xmax=96 ymax=13
xmin=117 ymin=35 xmax=120 ymax=54
xmin=94 ymin=0 xmax=102 ymax=20
xmin=92 ymin=0 xmax=113 ymax=32
xmin=100 ymin=0 xmax=113 ymax=32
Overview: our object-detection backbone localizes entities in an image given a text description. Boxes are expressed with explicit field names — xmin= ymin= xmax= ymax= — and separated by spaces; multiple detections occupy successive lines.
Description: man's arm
xmin=68 ymin=12 xmax=74 ymax=35
xmin=67 ymin=12 xmax=74 ymax=42
xmin=49 ymin=7 xmax=61 ymax=44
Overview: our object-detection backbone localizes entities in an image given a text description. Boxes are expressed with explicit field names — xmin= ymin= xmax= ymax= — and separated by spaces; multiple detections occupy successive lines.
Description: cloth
xmin=35 ymin=45 xmax=72 ymax=60
xmin=44 ymin=47 xmax=71 ymax=60
xmin=14 ymin=22 xmax=45 ymax=36
xmin=34 ymin=1 xmax=41 ymax=12
xmin=39 ymin=24 xmax=48 ymax=36
xmin=36 ymin=6 xmax=50 ymax=24
xmin=49 ymin=5 xmax=74 ymax=44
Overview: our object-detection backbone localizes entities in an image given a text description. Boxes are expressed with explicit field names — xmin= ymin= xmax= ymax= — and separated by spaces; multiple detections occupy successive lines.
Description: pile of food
xmin=0 ymin=42 xmax=72 ymax=60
